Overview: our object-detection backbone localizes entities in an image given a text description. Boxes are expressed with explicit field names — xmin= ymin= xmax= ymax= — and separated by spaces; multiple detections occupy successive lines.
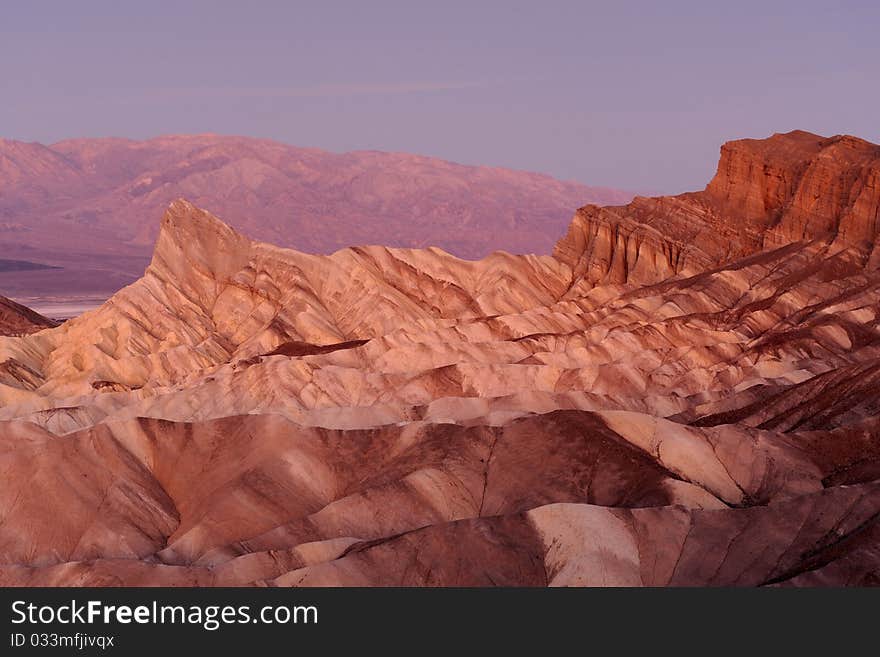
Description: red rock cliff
xmin=555 ymin=130 xmax=880 ymax=286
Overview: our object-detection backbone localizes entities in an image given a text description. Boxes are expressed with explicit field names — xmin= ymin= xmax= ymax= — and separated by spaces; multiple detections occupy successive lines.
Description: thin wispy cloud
xmin=139 ymin=81 xmax=488 ymax=102
xmin=269 ymin=80 xmax=487 ymax=98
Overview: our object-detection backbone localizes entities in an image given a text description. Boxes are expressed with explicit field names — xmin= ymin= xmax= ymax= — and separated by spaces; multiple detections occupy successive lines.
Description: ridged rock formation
xmin=1 ymin=130 xmax=880 ymax=587
xmin=0 ymin=295 xmax=57 ymax=336
xmin=555 ymin=130 xmax=880 ymax=288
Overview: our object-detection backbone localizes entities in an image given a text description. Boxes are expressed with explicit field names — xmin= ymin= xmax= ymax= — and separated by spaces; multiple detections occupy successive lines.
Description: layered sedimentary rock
xmin=1 ymin=130 xmax=880 ymax=587
xmin=555 ymin=130 xmax=880 ymax=287
xmin=0 ymin=295 xmax=57 ymax=336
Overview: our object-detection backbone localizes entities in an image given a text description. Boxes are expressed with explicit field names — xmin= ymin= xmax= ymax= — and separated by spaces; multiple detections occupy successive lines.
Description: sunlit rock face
xmin=2 ymin=131 xmax=880 ymax=587
xmin=555 ymin=130 xmax=880 ymax=287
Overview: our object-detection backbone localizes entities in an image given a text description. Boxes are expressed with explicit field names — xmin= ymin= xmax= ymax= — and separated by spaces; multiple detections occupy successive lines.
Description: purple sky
xmin=3 ymin=0 xmax=878 ymax=193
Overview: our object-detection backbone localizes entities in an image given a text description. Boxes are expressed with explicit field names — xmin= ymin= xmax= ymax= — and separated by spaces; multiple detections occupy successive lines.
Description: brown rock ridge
xmin=1 ymin=130 xmax=880 ymax=586
xmin=555 ymin=130 xmax=880 ymax=288
xmin=0 ymin=295 xmax=57 ymax=336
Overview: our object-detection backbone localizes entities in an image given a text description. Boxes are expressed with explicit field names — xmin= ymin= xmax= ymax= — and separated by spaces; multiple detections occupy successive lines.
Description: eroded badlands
xmin=2 ymin=130 xmax=879 ymax=586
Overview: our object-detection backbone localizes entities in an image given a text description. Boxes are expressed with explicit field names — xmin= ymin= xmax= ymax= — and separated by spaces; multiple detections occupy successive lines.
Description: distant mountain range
xmin=0 ymin=134 xmax=632 ymax=299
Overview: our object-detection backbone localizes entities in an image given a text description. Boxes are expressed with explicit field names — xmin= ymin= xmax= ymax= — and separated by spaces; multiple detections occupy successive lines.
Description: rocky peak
xmin=148 ymin=199 xmax=253 ymax=286
xmin=705 ymin=130 xmax=880 ymax=248
xmin=555 ymin=130 xmax=880 ymax=288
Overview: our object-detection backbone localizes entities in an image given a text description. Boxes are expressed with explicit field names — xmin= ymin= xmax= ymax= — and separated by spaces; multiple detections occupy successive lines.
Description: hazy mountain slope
xmin=0 ymin=134 xmax=632 ymax=299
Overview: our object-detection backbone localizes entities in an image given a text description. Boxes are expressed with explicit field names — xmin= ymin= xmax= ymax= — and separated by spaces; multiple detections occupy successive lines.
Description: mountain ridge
xmin=0 ymin=134 xmax=633 ymax=302
xmin=554 ymin=130 xmax=880 ymax=289
xmin=2 ymin=130 xmax=880 ymax=586
xmin=0 ymin=295 xmax=57 ymax=336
